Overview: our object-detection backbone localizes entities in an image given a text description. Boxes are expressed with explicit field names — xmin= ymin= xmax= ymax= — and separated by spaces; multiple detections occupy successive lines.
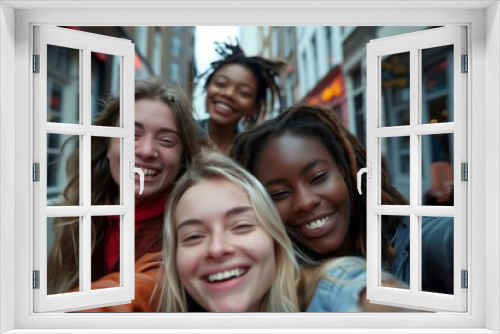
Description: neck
xmin=208 ymin=119 xmax=238 ymax=155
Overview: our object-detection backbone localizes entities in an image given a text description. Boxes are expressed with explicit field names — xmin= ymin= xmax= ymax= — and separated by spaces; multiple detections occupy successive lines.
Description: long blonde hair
xmin=157 ymin=152 xmax=299 ymax=312
xmin=47 ymin=80 xmax=201 ymax=294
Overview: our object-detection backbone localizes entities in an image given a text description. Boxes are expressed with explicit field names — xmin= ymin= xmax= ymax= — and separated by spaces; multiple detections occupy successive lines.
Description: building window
xmin=272 ymin=27 xmax=279 ymax=58
xmin=311 ymin=35 xmax=319 ymax=82
xmin=152 ymin=28 xmax=162 ymax=76
xmin=284 ymin=27 xmax=292 ymax=58
xmin=169 ymin=62 xmax=180 ymax=82
xmin=135 ymin=26 xmax=148 ymax=58
xmin=325 ymin=26 xmax=333 ymax=67
xmin=171 ymin=37 xmax=181 ymax=57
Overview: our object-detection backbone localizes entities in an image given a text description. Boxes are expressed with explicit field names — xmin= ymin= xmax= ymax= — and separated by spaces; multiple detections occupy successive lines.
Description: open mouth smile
xmin=206 ymin=268 xmax=247 ymax=283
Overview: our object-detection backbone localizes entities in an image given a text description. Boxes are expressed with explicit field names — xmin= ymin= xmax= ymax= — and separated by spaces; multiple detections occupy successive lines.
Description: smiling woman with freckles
xmin=47 ymin=81 xmax=201 ymax=311
xmin=157 ymin=151 xmax=299 ymax=312
xmin=197 ymin=42 xmax=286 ymax=155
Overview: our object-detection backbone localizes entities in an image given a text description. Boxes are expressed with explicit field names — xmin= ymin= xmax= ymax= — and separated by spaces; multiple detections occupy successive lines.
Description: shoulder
xmin=306 ymin=256 xmax=367 ymax=312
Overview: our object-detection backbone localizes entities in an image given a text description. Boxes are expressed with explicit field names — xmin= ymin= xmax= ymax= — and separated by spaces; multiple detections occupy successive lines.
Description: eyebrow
xmin=263 ymin=159 xmax=328 ymax=187
xmin=135 ymin=122 xmax=179 ymax=135
xmin=176 ymin=206 xmax=254 ymax=232
xmin=214 ymin=74 xmax=256 ymax=90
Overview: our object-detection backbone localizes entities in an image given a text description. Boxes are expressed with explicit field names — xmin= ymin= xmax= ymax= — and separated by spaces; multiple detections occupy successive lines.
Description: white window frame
xmin=365 ymin=26 xmax=467 ymax=312
xmin=33 ymin=25 xmax=136 ymax=312
xmin=0 ymin=1 xmax=499 ymax=334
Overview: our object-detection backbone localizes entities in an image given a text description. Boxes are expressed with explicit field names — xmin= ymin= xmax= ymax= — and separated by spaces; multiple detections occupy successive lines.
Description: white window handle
xmin=130 ymin=162 xmax=144 ymax=195
xmin=357 ymin=162 xmax=371 ymax=195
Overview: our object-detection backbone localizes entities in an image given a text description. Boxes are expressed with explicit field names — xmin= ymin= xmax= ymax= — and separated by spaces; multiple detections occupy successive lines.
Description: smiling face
xmin=107 ymin=99 xmax=182 ymax=205
xmin=174 ymin=178 xmax=276 ymax=312
xmin=253 ymin=134 xmax=353 ymax=257
xmin=205 ymin=63 xmax=260 ymax=128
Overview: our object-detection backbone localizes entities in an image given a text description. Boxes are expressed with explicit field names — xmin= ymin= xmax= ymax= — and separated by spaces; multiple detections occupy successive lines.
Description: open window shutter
xmin=365 ymin=26 xmax=467 ymax=312
xmin=33 ymin=25 xmax=135 ymax=312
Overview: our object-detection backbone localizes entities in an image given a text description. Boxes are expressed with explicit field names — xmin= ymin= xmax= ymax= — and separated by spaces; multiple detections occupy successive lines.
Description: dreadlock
xmin=230 ymin=104 xmax=409 ymax=267
xmin=200 ymin=41 xmax=287 ymax=125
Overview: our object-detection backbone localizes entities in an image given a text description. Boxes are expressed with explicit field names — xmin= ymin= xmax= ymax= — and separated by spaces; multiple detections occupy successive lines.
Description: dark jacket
xmin=388 ymin=216 xmax=454 ymax=294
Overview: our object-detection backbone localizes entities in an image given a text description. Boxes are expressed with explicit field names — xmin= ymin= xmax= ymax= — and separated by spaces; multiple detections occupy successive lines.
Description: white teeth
xmin=136 ymin=167 xmax=159 ymax=177
xmin=216 ymin=103 xmax=232 ymax=112
xmin=305 ymin=217 xmax=329 ymax=230
xmin=207 ymin=268 xmax=246 ymax=283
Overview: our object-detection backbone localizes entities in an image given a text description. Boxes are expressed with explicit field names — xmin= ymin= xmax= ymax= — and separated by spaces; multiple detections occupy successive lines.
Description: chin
xmin=211 ymin=302 xmax=250 ymax=313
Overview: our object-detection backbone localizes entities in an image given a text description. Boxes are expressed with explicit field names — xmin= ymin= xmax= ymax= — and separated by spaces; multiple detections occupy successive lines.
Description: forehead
xmin=214 ymin=63 xmax=257 ymax=83
xmin=135 ymin=99 xmax=175 ymax=125
xmin=174 ymin=178 xmax=252 ymax=223
xmin=258 ymin=133 xmax=335 ymax=168
xmin=134 ymin=98 xmax=177 ymax=130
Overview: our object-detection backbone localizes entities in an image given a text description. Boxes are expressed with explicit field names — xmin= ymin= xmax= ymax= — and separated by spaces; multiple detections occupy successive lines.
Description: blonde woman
xmin=157 ymin=152 xmax=299 ymax=312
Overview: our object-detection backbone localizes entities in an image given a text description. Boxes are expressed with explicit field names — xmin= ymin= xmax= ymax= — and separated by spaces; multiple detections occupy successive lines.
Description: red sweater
xmin=105 ymin=194 xmax=168 ymax=271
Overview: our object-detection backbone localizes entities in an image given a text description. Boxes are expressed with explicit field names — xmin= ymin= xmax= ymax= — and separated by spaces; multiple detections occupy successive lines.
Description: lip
xmin=297 ymin=213 xmax=338 ymax=239
xmin=134 ymin=164 xmax=162 ymax=183
xmin=201 ymin=266 xmax=250 ymax=293
xmin=202 ymin=265 xmax=249 ymax=279
xmin=135 ymin=173 xmax=159 ymax=184
xmin=213 ymin=101 xmax=234 ymax=116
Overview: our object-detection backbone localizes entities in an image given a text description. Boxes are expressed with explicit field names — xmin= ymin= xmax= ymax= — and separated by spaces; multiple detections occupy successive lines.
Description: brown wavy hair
xmin=47 ymin=80 xmax=201 ymax=294
xmin=230 ymin=104 xmax=408 ymax=267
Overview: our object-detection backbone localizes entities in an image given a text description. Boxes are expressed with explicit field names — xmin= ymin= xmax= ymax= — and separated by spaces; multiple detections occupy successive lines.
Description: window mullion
xmin=81 ymin=48 xmax=92 ymax=294
xmin=409 ymin=47 xmax=420 ymax=296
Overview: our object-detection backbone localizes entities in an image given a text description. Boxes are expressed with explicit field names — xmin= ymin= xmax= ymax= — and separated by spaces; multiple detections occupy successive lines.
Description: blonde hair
xmin=157 ymin=151 xmax=299 ymax=312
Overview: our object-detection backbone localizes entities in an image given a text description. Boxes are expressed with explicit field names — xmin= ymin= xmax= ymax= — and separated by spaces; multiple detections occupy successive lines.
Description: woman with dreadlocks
xmin=198 ymin=41 xmax=286 ymax=155
xmin=231 ymin=104 xmax=454 ymax=311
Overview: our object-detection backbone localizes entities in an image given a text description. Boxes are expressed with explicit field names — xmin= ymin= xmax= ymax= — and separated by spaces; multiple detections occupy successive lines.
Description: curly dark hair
xmin=230 ymin=104 xmax=409 ymax=266
xmin=200 ymin=41 xmax=287 ymax=126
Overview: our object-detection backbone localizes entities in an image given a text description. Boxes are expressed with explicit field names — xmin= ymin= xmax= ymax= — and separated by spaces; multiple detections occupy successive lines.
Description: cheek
xmin=161 ymin=147 xmax=183 ymax=173
xmin=253 ymin=233 xmax=276 ymax=264
xmin=176 ymin=248 xmax=193 ymax=281
xmin=273 ymin=202 xmax=289 ymax=223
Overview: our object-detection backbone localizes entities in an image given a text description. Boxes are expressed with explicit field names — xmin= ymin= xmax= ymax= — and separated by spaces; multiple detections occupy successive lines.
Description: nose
xmin=292 ymin=185 xmax=321 ymax=213
xmin=207 ymin=230 xmax=234 ymax=260
xmin=220 ymin=85 xmax=236 ymax=100
xmin=135 ymin=136 xmax=158 ymax=159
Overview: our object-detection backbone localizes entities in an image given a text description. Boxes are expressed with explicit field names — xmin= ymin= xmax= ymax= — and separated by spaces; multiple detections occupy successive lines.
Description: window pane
xmin=421 ymin=45 xmax=454 ymax=124
xmin=421 ymin=134 xmax=454 ymax=206
xmin=91 ymin=215 xmax=121 ymax=290
xmin=47 ymin=134 xmax=80 ymax=206
xmin=421 ymin=216 xmax=454 ymax=294
xmin=47 ymin=216 xmax=80 ymax=295
xmin=47 ymin=45 xmax=80 ymax=124
xmin=381 ymin=215 xmax=409 ymax=290
xmin=381 ymin=137 xmax=410 ymax=203
xmin=91 ymin=53 xmax=121 ymax=126
xmin=92 ymin=137 xmax=120 ymax=205
xmin=380 ymin=52 xmax=410 ymax=127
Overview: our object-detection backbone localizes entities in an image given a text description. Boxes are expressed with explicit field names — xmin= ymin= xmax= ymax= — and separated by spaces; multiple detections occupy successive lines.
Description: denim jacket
xmin=388 ymin=216 xmax=454 ymax=294
xmin=306 ymin=256 xmax=405 ymax=312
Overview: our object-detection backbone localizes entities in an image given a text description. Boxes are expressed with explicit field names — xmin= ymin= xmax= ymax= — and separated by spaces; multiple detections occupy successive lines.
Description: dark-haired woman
xmin=198 ymin=42 xmax=286 ymax=155
xmin=231 ymin=104 xmax=454 ymax=310
xmin=48 ymin=81 xmax=201 ymax=311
